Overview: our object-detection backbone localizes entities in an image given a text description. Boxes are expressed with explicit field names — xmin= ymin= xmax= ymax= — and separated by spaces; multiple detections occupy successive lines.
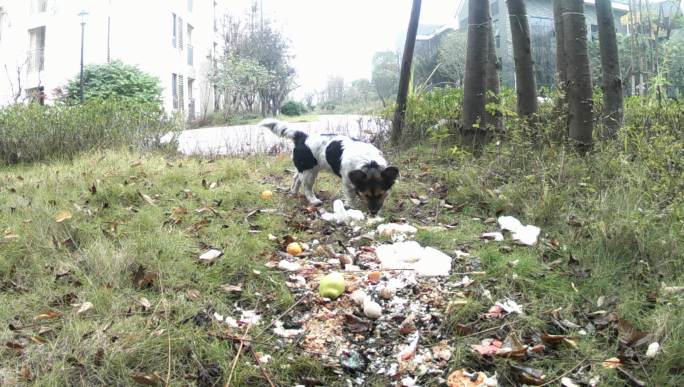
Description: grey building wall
xmin=458 ymin=0 xmax=628 ymax=88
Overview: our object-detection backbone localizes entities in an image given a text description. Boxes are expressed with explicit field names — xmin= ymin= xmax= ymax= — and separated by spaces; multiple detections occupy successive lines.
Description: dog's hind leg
xmin=300 ymin=169 xmax=321 ymax=206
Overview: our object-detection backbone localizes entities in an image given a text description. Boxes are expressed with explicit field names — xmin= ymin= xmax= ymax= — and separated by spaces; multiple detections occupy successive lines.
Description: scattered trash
xmin=286 ymin=242 xmax=303 ymax=256
xmin=198 ymin=249 xmax=223 ymax=262
xmin=321 ymin=200 xmax=364 ymax=224
xmin=397 ymin=333 xmax=420 ymax=361
xmin=375 ymin=241 xmax=452 ymax=276
xmin=340 ymin=350 xmax=368 ymax=372
xmin=260 ymin=190 xmax=274 ymax=200
xmin=318 ymin=272 xmax=346 ymax=299
xmin=646 ymin=342 xmax=660 ymax=358
xmin=498 ymin=216 xmax=540 ymax=246
xmin=273 ymin=321 xmax=304 ymax=338
xmin=377 ymin=223 xmax=417 ymax=240
xmin=278 ymin=260 xmax=301 ymax=272
xmin=447 ymin=369 xmax=489 ymax=387
xmin=362 ymin=296 xmax=382 ymax=319
xmin=602 ymin=357 xmax=621 ymax=368
xmin=350 ymin=289 xmax=367 ymax=306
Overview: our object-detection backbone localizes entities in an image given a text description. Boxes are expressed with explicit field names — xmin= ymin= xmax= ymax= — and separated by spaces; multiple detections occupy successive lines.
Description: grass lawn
xmin=1 ymin=143 xmax=682 ymax=386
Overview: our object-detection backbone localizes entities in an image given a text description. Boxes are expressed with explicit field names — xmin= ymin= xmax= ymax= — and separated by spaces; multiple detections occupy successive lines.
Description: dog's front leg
xmin=291 ymin=173 xmax=301 ymax=193
xmin=343 ymin=183 xmax=358 ymax=209
xmin=300 ymin=170 xmax=322 ymax=206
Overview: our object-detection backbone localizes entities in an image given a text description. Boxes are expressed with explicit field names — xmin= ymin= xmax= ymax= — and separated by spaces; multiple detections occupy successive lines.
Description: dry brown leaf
xmin=471 ymin=338 xmax=502 ymax=356
xmin=602 ymin=357 xmax=621 ymax=369
xmin=29 ymin=335 xmax=47 ymax=344
xmin=54 ymin=210 xmax=72 ymax=223
xmin=138 ymin=191 xmax=155 ymax=206
xmin=186 ymin=289 xmax=201 ymax=300
xmin=20 ymin=365 xmax=33 ymax=381
xmin=34 ymin=309 xmax=62 ymax=321
xmin=131 ymin=372 xmax=161 ymax=385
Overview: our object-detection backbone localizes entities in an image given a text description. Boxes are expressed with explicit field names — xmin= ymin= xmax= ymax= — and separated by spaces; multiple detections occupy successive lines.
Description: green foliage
xmin=436 ymin=30 xmax=467 ymax=86
xmin=0 ymin=99 xmax=180 ymax=164
xmin=63 ymin=61 xmax=162 ymax=105
xmin=280 ymin=100 xmax=308 ymax=116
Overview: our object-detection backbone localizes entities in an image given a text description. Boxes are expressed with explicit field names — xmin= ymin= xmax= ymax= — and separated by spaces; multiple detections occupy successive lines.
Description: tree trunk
xmin=461 ymin=0 xmax=490 ymax=148
xmin=553 ymin=0 xmax=567 ymax=86
xmin=506 ymin=0 xmax=538 ymax=118
xmin=485 ymin=20 xmax=502 ymax=133
xmin=596 ymin=0 xmax=624 ymax=138
xmin=391 ymin=0 xmax=422 ymax=145
xmin=562 ymin=0 xmax=594 ymax=149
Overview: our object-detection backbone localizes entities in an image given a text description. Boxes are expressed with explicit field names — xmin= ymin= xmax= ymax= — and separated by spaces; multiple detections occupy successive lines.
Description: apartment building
xmin=0 ymin=0 xmax=226 ymax=117
xmin=456 ymin=0 xmax=630 ymax=88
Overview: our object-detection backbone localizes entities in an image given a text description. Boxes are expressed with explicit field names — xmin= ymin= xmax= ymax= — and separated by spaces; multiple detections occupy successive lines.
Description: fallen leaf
xmin=220 ymin=283 xmax=243 ymax=293
xmin=20 ymin=365 xmax=33 ymax=381
xmin=54 ymin=210 xmax=72 ymax=223
xmin=131 ymin=372 xmax=161 ymax=385
xmin=75 ymin=302 xmax=94 ymax=315
xmin=138 ymin=191 xmax=155 ymax=206
xmin=132 ymin=265 xmax=158 ymax=289
xmin=186 ymin=289 xmax=201 ymax=300
xmin=34 ymin=309 xmax=62 ymax=321
xmin=511 ymin=364 xmax=546 ymax=385
xmin=138 ymin=297 xmax=152 ymax=310
xmin=602 ymin=357 xmax=621 ymax=369
xmin=5 ymin=341 xmax=26 ymax=349
xmin=471 ymin=339 xmax=503 ymax=356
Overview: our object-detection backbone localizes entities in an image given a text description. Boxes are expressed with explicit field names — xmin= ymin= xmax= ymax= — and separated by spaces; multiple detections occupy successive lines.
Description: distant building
xmin=0 ymin=0 xmax=228 ymax=117
xmin=456 ymin=0 xmax=630 ymax=88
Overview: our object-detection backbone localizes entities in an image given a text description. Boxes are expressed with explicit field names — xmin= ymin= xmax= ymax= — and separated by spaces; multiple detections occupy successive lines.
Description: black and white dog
xmin=259 ymin=119 xmax=399 ymax=215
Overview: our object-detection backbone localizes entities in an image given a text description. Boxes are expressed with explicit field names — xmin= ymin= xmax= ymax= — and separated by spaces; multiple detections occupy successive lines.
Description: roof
xmin=416 ymin=21 xmax=458 ymax=41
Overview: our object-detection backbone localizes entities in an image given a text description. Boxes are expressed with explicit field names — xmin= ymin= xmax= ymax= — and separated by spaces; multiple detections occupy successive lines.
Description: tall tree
xmin=485 ymin=20 xmax=501 ymax=132
xmin=461 ymin=0 xmax=491 ymax=148
xmin=596 ymin=0 xmax=624 ymax=137
xmin=371 ymin=51 xmax=400 ymax=108
xmin=506 ymin=0 xmax=538 ymax=119
xmin=562 ymin=0 xmax=594 ymax=148
xmin=392 ymin=0 xmax=422 ymax=145
xmin=552 ymin=0 xmax=567 ymax=86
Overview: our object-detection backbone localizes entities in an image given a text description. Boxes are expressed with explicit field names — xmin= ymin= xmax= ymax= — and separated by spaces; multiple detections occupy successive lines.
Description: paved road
xmin=165 ymin=114 xmax=386 ymax=156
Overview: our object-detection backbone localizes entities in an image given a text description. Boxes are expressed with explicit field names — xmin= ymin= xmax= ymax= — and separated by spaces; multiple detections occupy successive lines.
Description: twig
xmin=455 ymin=321 xmax=516 ymax=340
xmin=225 ymin=322 xmax=253 ymax=387
xmin=616 ymin=366 xmax=647 ymax=387
xmin=250 ymin=346 xmax=277 ymax=387
xmin=254 ymin=293 xmax=310 ymax=340
xmin=540 ymin=357 xmax=587 ymax=386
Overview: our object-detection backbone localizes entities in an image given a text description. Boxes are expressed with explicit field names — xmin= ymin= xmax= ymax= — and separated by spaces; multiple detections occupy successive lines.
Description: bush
xmin=62 ymin=61 xmax=162 ymax=105
xmin=280 ymin=101 xmax=308 ymax=116
xmin=0 ymin=99 xmax=181 ymax=165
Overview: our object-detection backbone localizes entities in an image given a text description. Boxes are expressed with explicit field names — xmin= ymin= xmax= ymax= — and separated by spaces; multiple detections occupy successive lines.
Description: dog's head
xmin=348 ymin=165 xmax=399 ymax=215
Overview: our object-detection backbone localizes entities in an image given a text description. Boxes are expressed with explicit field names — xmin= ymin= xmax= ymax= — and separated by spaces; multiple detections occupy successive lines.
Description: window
xmin=28 ymin=26 xmax=46 ymax=72
xmin=172 ymin=73 xmax=178 ymax=109
xmin=187 ymin=25 xmax=194 ymax=65
xmin=31 ymin=0 xmax=47 ymax=14
xmin=213 ymin=1 xmax=218 ymax=32
xmin=188 ymin=0 xmax=193 ymax=12
xmin=172 ymin=13 xmax=177 ymax=47
xmin=178 ymin=17 xmax=184 ymax=50
xmin=178 ymin=75 xmax=185 ymax=111
xmin=490 ymin=1 xmax=499 ymax=16
xmin=188 ymin=78 xmax=194 ymax=101
xmin=188 ymin=78 xmax=195 ymax=119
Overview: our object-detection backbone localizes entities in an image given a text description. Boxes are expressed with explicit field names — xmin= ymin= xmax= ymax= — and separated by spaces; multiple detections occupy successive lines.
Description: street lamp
xmin=79 ymin=10 xmax=89 ymax=103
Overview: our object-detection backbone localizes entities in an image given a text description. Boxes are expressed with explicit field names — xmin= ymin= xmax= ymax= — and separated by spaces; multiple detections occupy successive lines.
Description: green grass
xmin=1 ymin=134 xmax=683 ymax=386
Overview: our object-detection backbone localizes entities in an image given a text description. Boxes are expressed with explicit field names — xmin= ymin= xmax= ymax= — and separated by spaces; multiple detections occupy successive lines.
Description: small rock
xmin=399 ymin=314 xmax=416 ymax=335
xmin=379 ymin=286 xmax=396 ymax=300
xmin=646 ymin=342 xmax=660 ymax=358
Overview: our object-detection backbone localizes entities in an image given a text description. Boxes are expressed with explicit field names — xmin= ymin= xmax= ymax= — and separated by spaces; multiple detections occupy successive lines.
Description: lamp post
xmin=79 ymin=10 xmax=89 ymax=103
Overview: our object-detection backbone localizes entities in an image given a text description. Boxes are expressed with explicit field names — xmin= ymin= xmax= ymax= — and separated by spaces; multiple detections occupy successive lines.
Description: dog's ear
xmin=381 ymin=166 xmax=399 ymax=188
xmin=348 ymin=170 xmax=367 ymax=187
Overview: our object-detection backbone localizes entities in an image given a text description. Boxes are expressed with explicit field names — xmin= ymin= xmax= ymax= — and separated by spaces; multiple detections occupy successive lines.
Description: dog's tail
xmin=259 ymin=119 xmax=308 ymax=144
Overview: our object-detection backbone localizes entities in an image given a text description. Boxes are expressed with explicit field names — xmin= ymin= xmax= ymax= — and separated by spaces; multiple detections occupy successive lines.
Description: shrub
xmin=0 ymin=99 xmax=181 ymax=165
xmin=280 ymin=101 xmax=308 ymax=116
xmin=62 ymin=61 xmax=162 ymax=105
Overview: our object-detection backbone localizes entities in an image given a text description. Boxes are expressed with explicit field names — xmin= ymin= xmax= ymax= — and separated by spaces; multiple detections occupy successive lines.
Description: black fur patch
xmin=325 ymin=140 xmax=344 ymax=177
xmin=293 ymin=142 xmax=318 ymax=172
xmin=292 ymin=131 xmax=308 ymax=144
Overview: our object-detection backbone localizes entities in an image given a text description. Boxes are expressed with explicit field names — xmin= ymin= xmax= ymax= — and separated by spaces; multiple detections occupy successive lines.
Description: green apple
xmin=319 ymin=272 xmax=346 ymax=299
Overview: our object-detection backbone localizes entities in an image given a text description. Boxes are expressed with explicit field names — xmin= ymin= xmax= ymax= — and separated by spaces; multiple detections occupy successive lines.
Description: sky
xmin=231 ymin=0 xmax=462 ymax=99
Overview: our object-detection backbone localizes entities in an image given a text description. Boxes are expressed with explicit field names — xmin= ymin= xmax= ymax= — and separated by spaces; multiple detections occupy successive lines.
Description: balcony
xmin=187 ymin=44 xmax=194 ymax=66
xmin=27 ymin=48 xmax=45 ymax=72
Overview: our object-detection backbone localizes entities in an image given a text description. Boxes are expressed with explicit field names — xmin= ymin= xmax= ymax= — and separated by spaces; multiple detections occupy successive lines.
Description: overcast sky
xmin=231 ymin=0 xmax=461 ymax=98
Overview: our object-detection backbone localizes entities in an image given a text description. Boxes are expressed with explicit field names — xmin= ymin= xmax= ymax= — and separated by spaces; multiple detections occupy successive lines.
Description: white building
xmin=0 ymin=0 xmax=226 ymax=117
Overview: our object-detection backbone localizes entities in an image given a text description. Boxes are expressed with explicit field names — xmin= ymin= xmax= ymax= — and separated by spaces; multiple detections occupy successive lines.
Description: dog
xmin=259 ymin=119 xmax=399 ymax=215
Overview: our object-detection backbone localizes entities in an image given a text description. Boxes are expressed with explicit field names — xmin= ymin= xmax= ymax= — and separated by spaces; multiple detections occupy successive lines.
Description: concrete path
xmin=165 ymin=114 xmax=386 ymax=156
